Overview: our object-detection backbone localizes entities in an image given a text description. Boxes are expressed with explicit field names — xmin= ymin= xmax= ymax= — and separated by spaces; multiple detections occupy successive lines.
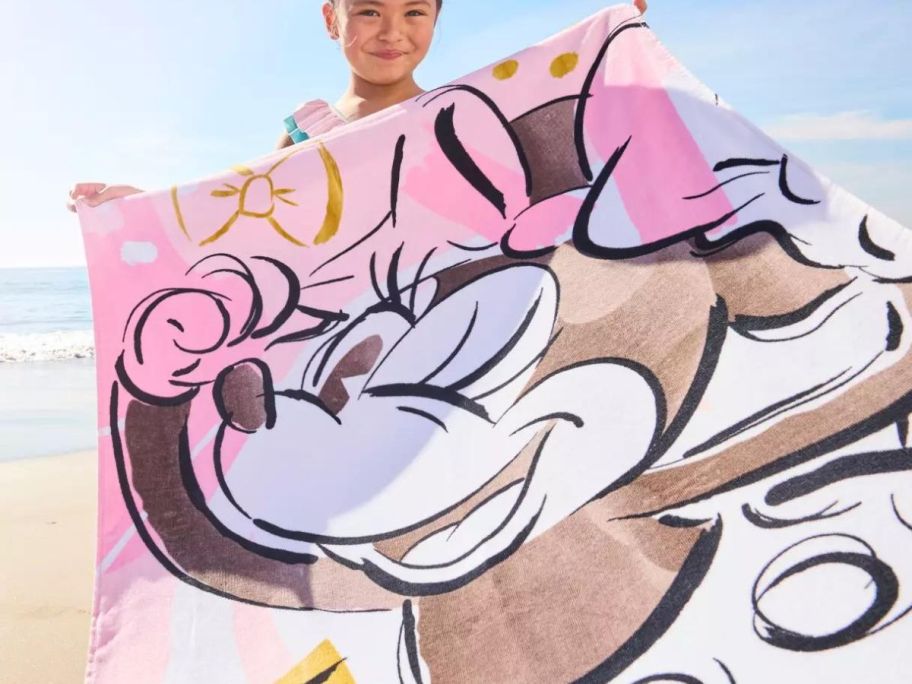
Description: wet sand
xmin=0 ymin=358 xmax=97 ymax=462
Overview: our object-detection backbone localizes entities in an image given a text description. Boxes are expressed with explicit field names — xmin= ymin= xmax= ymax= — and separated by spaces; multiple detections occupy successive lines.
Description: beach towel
xmin=76 ymin=5 xmax=912 ymax=682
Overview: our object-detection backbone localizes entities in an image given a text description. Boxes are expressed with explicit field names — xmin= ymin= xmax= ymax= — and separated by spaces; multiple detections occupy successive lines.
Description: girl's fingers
xmin=634 ymin=0 xmax=648 ymax=14
xmin=68 ymin=182 xmax=109 ymax=213
xmin=68 ymin=184 xmax=142 ymax=212
xmin=69 ymin=182 xmax=107 ymax=199
xmin=84 ymin=185 xmax=142 ymax=207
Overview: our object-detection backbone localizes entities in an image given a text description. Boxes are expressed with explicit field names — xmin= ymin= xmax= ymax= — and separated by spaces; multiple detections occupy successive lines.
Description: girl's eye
xmin=357 ymin=9 xmax=380 ymax=17
xmin=406 ymin=10 xmax=428 ymax=16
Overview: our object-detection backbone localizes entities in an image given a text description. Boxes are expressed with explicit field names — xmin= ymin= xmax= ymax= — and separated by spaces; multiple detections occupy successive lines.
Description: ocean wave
xmin=0 ymin=330 xmax=95 ymax=363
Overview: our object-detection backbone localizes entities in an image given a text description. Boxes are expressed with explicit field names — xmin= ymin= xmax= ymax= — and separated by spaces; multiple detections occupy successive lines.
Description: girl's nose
xmin=377 ymin=15 xmax=405 ymax=42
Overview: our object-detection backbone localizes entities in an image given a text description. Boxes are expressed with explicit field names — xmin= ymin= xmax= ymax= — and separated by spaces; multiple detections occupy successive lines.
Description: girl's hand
xmin=635 ymin=0 xmax=648 ymax=14
xmin=67 ymin=182 xmax=143 ymax=213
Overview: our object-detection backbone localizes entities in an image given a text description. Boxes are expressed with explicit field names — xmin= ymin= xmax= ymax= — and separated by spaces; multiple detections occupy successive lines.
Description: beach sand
xmin=0 ymin=451 xmax=96 ymax=683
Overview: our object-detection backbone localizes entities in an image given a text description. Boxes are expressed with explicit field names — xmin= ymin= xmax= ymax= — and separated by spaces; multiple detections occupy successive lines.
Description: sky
xmin=0 ymin=0 xmax=909 ymax=269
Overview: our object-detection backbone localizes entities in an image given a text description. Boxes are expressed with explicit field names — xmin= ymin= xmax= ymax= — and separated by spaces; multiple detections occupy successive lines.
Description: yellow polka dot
xmin=550 ymin=52 xmax=579 ymax=78
xmin=493 ymin=59 xmax=519 ymax=80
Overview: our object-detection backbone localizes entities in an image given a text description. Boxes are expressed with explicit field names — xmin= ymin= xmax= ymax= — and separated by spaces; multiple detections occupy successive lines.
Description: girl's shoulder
xmin=283 ymin=99 xmax=349 ymax=143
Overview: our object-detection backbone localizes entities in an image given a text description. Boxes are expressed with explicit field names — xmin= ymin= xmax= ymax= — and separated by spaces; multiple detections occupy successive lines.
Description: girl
xmin=67 ymin=0 xmax=647 ymax=211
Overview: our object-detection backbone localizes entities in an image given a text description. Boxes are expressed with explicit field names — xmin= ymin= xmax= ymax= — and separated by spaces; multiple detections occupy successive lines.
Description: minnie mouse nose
xmin=214 ymin=360 xmax=275 ymax=432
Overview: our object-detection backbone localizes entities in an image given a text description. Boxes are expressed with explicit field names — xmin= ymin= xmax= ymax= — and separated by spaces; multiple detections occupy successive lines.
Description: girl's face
xmin=325 ymin=0 xmax=438 ymax=86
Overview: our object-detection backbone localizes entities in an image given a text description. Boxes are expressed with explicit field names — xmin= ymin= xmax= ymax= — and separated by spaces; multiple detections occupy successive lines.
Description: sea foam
xmin=0 ymin=330 xmax=95 ymax=363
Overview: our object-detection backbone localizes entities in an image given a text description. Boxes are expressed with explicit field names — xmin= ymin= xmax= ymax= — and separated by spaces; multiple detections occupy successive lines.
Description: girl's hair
xmin=329 ymin=0 xmax=443 ymax=8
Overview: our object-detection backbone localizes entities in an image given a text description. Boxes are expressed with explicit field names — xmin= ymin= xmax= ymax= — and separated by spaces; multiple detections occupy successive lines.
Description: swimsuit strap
xmin=284 ymin=99 xmax=348 ymax=143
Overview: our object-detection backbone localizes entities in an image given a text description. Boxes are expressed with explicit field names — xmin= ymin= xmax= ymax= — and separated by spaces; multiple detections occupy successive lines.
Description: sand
xmin=0 ymin=451 xmax=96 ymax=683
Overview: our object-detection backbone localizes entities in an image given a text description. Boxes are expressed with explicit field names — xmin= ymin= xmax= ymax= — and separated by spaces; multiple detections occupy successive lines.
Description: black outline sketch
xmin=98 ymin=7 xmax=912 ymax=682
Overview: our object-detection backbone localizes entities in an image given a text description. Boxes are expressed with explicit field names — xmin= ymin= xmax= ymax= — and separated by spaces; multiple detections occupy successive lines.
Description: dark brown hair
xmin=330 ymin=0 xmax=443 ymax=8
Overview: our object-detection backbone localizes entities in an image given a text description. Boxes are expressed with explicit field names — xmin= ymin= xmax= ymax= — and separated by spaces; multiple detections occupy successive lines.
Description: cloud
xmin=121 ymin=241 xmax=159 ymax=266
xmin=763 ymin=111 xmax=912 ymax=142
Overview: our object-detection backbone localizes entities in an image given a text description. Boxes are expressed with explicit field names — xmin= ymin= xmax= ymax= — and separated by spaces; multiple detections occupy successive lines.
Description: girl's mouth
xmin=374 ymin=50 xmax=405 ymax=61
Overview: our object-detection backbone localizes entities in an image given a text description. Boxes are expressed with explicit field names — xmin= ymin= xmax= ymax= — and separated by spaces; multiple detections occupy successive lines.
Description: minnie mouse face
xmin=200 ymin=258 xmax=662 ymax=590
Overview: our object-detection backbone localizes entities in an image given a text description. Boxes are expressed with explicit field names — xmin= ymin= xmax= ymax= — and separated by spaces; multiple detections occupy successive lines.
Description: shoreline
xmin=0 ymin=450 xmax=97 ymax=683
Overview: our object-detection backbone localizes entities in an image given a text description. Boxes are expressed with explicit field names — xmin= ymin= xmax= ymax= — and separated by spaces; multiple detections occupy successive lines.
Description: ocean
xmin=0 ymin=267 xmax=94 ymax=362
xmin=0 ymin=267 xmax=98 ymax=461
